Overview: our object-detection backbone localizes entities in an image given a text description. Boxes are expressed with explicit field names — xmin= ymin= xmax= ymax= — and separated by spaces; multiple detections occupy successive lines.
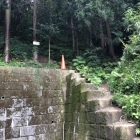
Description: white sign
xmin=33 ymin=41 xmax=40 ymax=46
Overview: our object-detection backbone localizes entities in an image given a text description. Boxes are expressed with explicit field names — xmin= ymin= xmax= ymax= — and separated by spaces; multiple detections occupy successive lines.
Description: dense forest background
xmin=0 ymin=0 xmax=139 ymax=63
xmin=1 ymin=0 xmax=140 ymax=135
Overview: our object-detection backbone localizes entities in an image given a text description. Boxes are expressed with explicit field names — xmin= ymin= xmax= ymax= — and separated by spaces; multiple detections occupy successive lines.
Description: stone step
xmin=81 ymin=90 xmax=112 ymax=100
xmin=80 ymin=83 xmax=97 ymax=92
xmin=87 ymin=121 xmax=136 ymax=140
xmin=111 ymin=121 xmax=136 ymax=140
xmin=86 ymin=96 xmax=113 ymax=111
xmin=74 ymin=78 xmax=86 ymax=86
xmin=95 ymin=107 xmax=122 ymax=125
xmin=70 ymin=73 xmax=81 ymax=80
xmin=89 ymin=90 xmax=111 ymax=98
xmin=133 ymin=137 xmax=140 ymax=140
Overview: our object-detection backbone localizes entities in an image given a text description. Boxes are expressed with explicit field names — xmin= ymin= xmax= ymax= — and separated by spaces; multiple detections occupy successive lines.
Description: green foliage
xmin=10 ymin=37 xmax=33 ymax=61
xmin=112 ymin=93 xmax=140 ymax=134
xmin=73 ymin=48 xmax=117 ymax=85
xmin=109 ymin=3 xmax=140 ymax=135
xmin=0 ymin=55 xmax=59 ymax=69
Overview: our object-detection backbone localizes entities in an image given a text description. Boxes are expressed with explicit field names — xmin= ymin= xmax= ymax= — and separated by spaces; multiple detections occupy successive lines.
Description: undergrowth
xmin=73 ymin=48 xmax=117 ymax=86
xmin=109 ymin=3 xmax=140 ymax=135
xmin=0 ymin=57 xmax=59 ymax=69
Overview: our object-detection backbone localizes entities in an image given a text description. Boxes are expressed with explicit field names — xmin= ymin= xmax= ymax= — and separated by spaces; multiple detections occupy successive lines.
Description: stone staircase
xmin=65 ymin=72 xmax=140 ymax=140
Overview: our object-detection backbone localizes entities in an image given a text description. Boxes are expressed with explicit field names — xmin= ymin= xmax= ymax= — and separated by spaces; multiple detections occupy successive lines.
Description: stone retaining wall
xmin=0 ymin=67 xmax=73 ymax=140
xmin=0 ymin=67 xmax=138 ymax=140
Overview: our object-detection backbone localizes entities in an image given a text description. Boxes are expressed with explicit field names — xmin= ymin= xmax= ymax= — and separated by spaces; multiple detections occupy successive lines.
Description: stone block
xmin=55 ymin=131 xmax=63 ymax=140
xmin=0 ymin=98 xmax=6 ymax=107
xmin=49 ymin=90 xmax=62 ymax=98
xmin=88 ymin=125 xmax=115 ymax=139
xmin=48 ymin=123 xmax=57 ymax=133
xmin=25 ymin=98 xmax=39 ymax=107
xmin=113 ymin=122 xmax=136 ymax=140
xmin=42 ymin=82 xmax=51 ymax=90
xmin=36 ymin=124 xmax=48 ymax=135
xmin=48 ymin=70 xmax=60 ymax=82
xmin=0 ymin=108 xmax=6 ymax=120
xmin=0 ymin=121 xmax=5 ymax=129
xmin=5 ymin=118 xmax=26 ymax=128
xmin=10 ymin=137 xmax=28 ymax=140
xmin=0 ymin=75 xmax=4 ymax=82
xmin=42 ymin=132 xmax=51 ymax=140
xmin=21 ymin=107 xmax=34 ymax=116
xmin=52 ymin=97 xmax=64 ymax=105
xmin=79 ymin=103 xmax=86 ymax=112
xmin=2 ymin=74 xmax=19 ymax=82
xmin=21 ymin=90 xmax=38 ymax=98
xmin=0 ymin=129 xmax=4 ymax=139
xmin=65 ymin=96 xmax=72 ymax=104
xmin=40 ymin=115 xmax=49 ymax=124
xmin=47 ymin=106 xmax=57 ymax=114
xmin=49 ymin=82 xmax=61 ymax=90
xmin=64 ymin=122 xmax=74 ymax=132
xmin=47 ymin=114 xmax=58 ymax=124
xmin=49 ymin=132 xmax=56 ymax=140
xmin=65 ymin=113 xmax=73 ymax=122
xmin=73 ymin=133 xmax=79 ymax=140
xmin=7 ymin=108 xmax=22 ymax=118
xmin=80 ymin=83 xmax=96 ymax=93
xmin=86 ymin=112 xmax=96 ymax=124
xmin=78 ymin=123 xmax=87 ymax=135
xmin=64 ymin=132 xmax=72 ymax=140
xmin=80 ymin=92 xmax=88 ymax=102
xmin=87 ymin=124 xmax=98 ymax=138
xmin=42 ymin=90 xmax=50 ymax=97
xmin=20 ymin=126 xmax=36 ymax=137
xmin=0 ymin=82 xmax=22 ymax=90
xmin=28 ymin=115 xmax=42 ymax=125
xmin=95 ymin=107 xmax=122 ymax=125
xmin=31 ymin=106 xmax=42 ymax=115
xmin=42 ymin=75 xmax=51 ymax=83
xmin=5 ymin=119 xmax=12 ymax=128
xmin=38 ymin=97 xmax=48 ymax=106
xmin=28 ymin=135 xmax=42 ymax=140
xmin=79 ymin=112 xmax=87 ymax=123
xmin=133 ymin=138 xmax=140 ymax=140
xmin=1 ymin=90 xmax=22 ymax=99
xmin=5 ymin=127 xmax=20 ymax=139
xmin=56 ymin=123 xmax=63 ymax=132
xmin=86 ymin=101 xmax=96 ymax=112
xmin=18 ymin=74 xmax=33 ymax=82
xmin=6 ymin=99 xmax=25 ymax=108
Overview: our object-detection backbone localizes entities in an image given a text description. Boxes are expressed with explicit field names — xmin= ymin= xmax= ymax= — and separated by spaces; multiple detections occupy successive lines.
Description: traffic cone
xmin=60 ymin=55 xmax=66 ymax=70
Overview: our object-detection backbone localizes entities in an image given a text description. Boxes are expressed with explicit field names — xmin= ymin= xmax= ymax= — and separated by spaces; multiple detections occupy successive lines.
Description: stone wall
xmin=0 ymin=67 xmax=138 ymax=140
xmin=0 ymin=67 xmax=73 ymax=140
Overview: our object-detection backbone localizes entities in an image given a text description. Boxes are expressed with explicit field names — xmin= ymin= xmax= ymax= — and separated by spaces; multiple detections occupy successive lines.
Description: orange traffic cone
xmin=60 ymin=55 xmax=66 ymax=70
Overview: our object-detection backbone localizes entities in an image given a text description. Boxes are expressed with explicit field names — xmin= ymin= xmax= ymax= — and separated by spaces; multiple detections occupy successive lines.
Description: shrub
xmin=73 ymin=48 xmax=117 ymax=85
xmin=109 ymin=3 xmax=140 ymax=135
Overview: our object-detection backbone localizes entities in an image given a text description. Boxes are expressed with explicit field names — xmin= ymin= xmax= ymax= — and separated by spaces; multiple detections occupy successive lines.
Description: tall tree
xmin=4 ymin=0 xmax=11 ymax=62
xmin=33 ymin=0 xmax=38 ymax=63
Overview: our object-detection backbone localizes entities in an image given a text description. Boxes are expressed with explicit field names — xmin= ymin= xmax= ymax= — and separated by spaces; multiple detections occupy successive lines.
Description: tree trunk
xmin=89 ymin=26 xmax=93 ymax=47
xmin=48 ymin=37 xmax=51 ymax=64
xmin=99 ymin=22 xmax=105 ymax=52
xmin=71 ymin=17 xmax=76 ymax=56
xmin=106 ymin=21 xmax=116 ymax=60
xmin=33 ymin=0 xmax=38 ymax=63
xmin=4 ymin=0 xmax=11 ymax=63
xmin=75 ymin=31 xmax=79 ymax=56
